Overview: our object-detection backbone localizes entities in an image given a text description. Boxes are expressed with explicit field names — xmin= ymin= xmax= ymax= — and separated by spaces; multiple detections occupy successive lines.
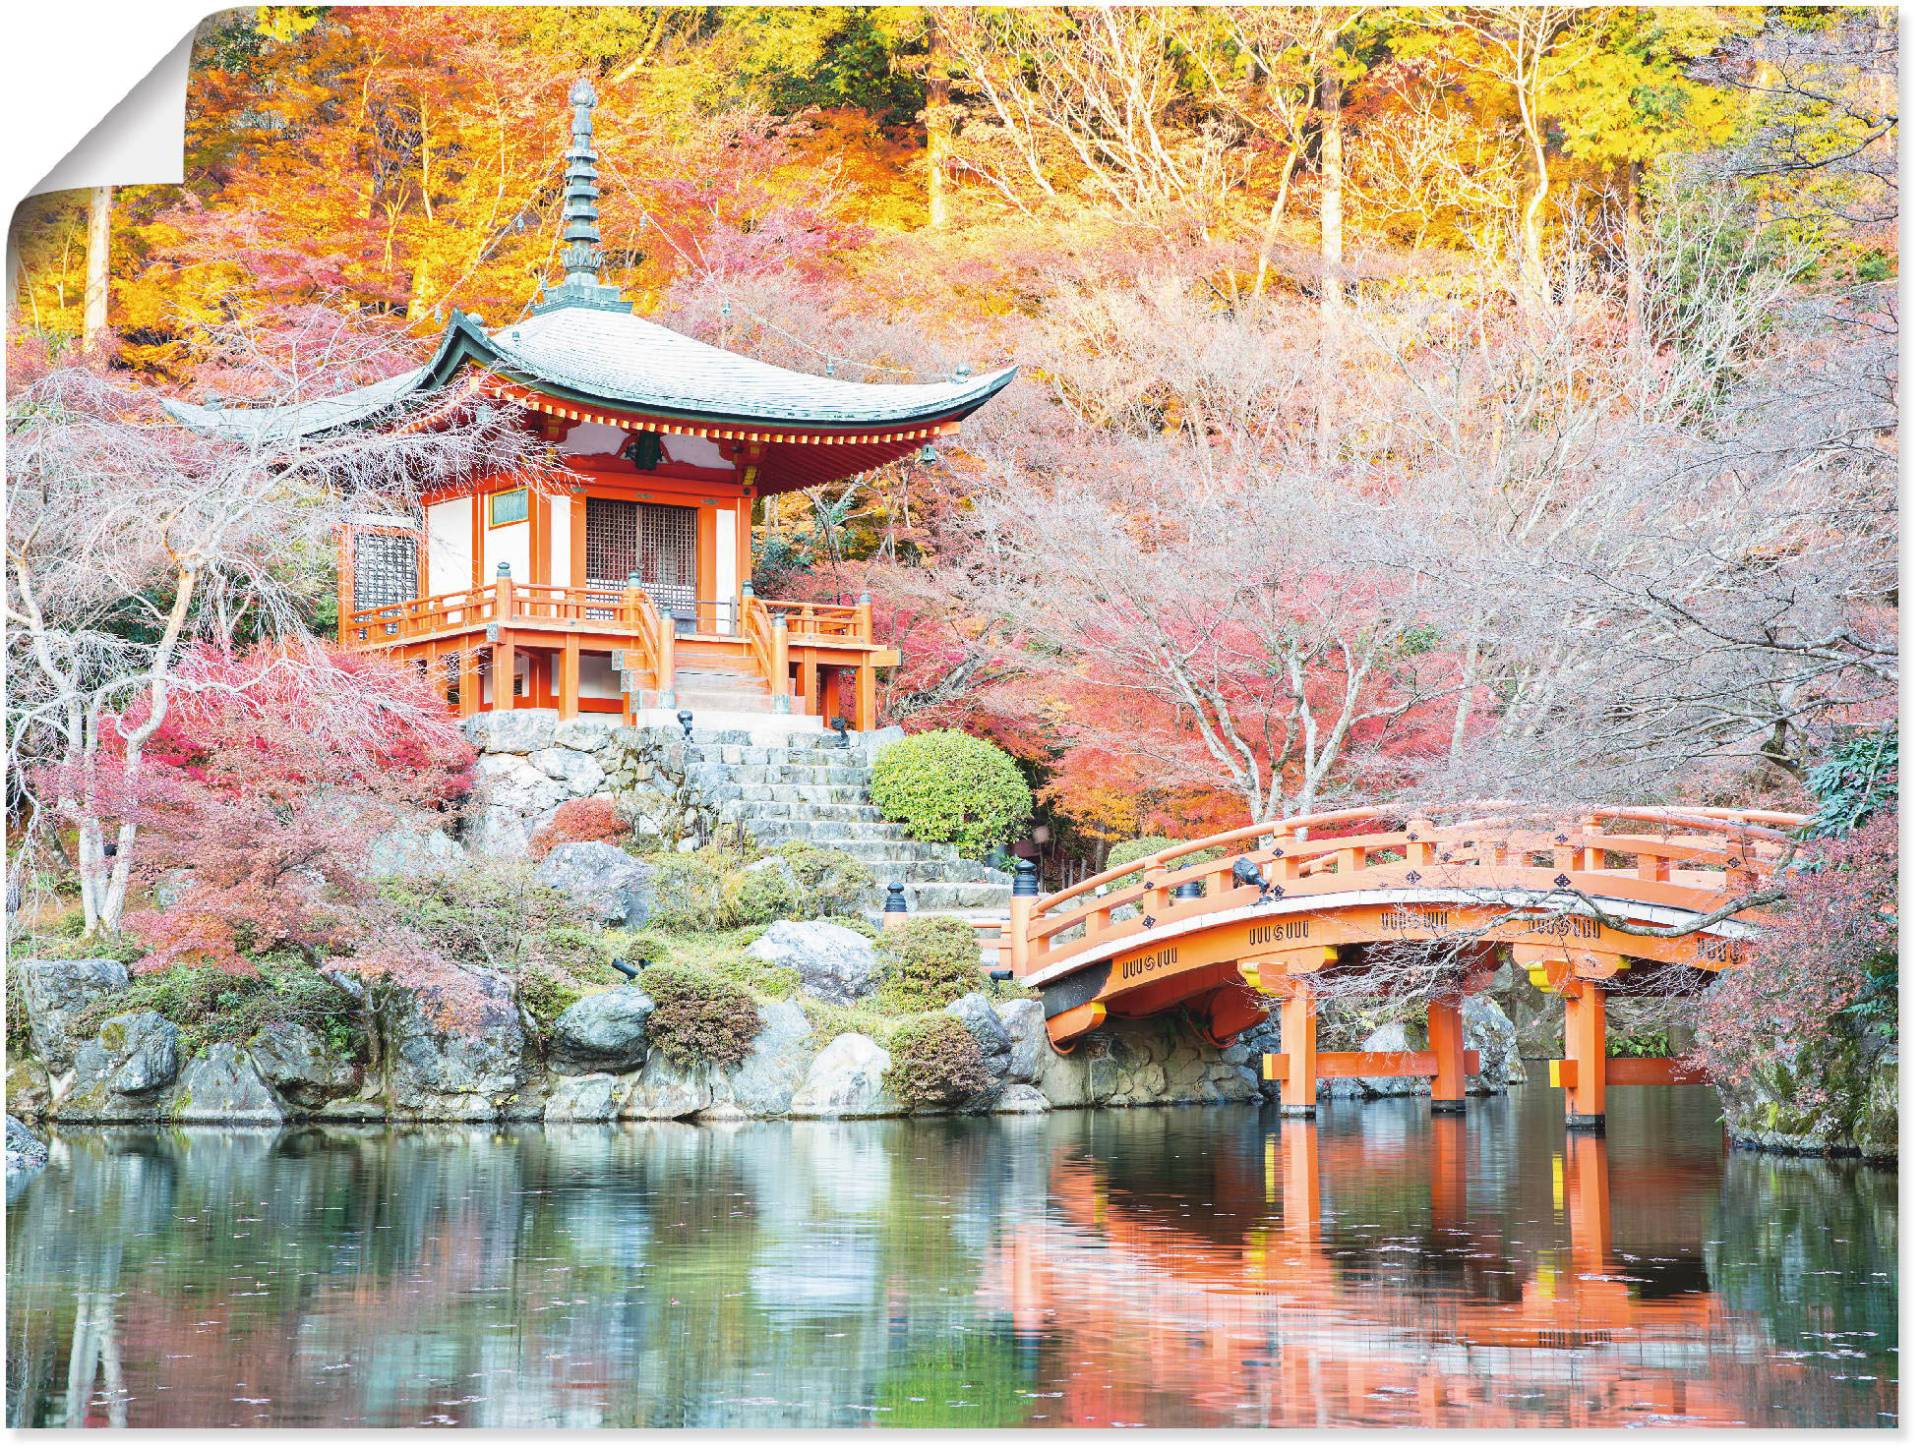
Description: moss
xmin=877 ymin=916 xmax=985 ymax=1013
xmin=884 ymin=1015 xmax=990 ymax=1110
xmin=773 ymin=841 xmax=874 ymax=915
xmin=720 ymin=859 xmax=802 ymax=928
xmin=67 ymin=955 xmax=366 ymax=1063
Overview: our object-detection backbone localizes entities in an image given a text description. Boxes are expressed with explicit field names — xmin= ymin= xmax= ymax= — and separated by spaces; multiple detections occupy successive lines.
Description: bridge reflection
xmin=987 ymin=1108 xmax=1825 ymax=1428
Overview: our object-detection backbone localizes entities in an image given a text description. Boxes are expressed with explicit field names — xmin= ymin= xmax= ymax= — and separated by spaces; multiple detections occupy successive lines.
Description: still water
xmin=6 ymin=1080 xmax=1896 ymax=1429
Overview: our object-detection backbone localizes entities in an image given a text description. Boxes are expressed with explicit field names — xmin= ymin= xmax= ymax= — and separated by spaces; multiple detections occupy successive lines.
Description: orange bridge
xmin=995 ymin=806 xmax=1803 ymax=1129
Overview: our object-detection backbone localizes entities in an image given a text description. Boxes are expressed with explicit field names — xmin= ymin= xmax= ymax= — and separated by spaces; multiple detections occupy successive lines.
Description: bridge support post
xmin=1426 ymin=998 xmax=1467 ymax=1114
xmin=1275 ymin=985 xmax=1319 ymax=1117
xmin=1561 ymin=979 xmax=1607 ymax=1130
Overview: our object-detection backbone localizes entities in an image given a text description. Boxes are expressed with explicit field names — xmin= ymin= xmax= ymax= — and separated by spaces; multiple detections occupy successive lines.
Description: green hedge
xmin=869 ymin=729 xmax=1030 ymax=858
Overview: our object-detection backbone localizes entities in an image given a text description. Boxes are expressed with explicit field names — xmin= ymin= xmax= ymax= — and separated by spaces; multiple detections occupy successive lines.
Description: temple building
xmin=166 ymin=79 xmax=1014 ymax=733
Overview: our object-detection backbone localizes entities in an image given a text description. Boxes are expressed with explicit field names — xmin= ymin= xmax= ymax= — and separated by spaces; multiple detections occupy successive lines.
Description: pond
xmin=6 ymin=1078 xmax=1896 ymax=1428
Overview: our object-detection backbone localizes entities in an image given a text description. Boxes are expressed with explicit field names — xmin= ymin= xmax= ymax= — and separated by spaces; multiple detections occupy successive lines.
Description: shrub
xmin=646 ymin=848 xmax=738 ymax=933
xmin=870 ymin=730 xmax=1030 ymax=859
xmin=878 ymin=916 xmax=985 ymax=1012
xmin=775 ymin=841 xmax=875 ymax=915
xmin=885 ymin=1016 xmax=990 ymax=1109
xmin=643 ymin=965 xmax=763 ymax=1069
xmin=1105 ymin=836 xmax=1225 ymax=889
xmin=720 ymin=859 xmax=803 ymax=929
xmin=68 ymin=954 xmax=365 ymax=1062
xmin=528 ymin=798 xmax=628 ymax=861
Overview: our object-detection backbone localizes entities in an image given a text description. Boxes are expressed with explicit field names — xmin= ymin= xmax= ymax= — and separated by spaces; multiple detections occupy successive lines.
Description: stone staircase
xmin=681 ymin=729 xmax=1012 ymax=914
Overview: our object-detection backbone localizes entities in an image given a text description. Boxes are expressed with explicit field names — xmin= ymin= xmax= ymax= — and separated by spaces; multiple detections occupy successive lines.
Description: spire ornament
xmin=533 ymin=78 xmax=632 ymax=315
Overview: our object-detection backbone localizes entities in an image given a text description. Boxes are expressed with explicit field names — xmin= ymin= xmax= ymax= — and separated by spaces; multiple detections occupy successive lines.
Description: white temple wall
xmin=485 ymin=517 xmax=531 ymax=584
xmin=550 ymin=495 xmax=573 ymax=585
xmin=426 ymin=498 xmax=471 ymax=595
xmin=715 ymin=506 xmax=737 ymax=603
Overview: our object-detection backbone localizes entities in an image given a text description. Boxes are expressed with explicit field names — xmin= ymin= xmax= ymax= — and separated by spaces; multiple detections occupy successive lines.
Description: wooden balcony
xmin=340 ymin=574 xmax=898 ymax=728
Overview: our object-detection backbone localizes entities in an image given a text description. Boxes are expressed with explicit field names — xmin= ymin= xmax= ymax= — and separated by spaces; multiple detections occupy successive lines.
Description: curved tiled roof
xmin=164 ymin=304 xmax=1015 ymax=444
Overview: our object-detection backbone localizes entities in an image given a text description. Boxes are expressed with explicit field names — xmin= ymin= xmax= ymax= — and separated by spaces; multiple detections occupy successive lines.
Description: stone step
xmin=716 ymin=764 xmax=873 ymax=786
xmin=747 ymin=818 xmax=915 ymax=844
xmin=881 ymin=881 xmax=1016 ymax=912
xmin=732 ymin=783 xmax=871 ymax=805
xmin=735 ymin=801 xmax=889 ymax=823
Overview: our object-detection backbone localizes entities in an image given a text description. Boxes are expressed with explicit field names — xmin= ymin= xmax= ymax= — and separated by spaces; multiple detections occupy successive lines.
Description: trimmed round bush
xmin=878 ymin=915 xmax=984 ymax=1012
xmin=885 ymin=1015 xmax=990 ymax=1110
xmin=869 ymin=729 xmax=1030 ymax=859
xmin=642 ymin=965 xmax=762 ymax=1069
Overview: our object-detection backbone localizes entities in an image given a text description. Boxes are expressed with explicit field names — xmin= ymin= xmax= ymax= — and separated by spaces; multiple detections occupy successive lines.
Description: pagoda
xmin=166 ymin=79 xmax=1014 ymax=733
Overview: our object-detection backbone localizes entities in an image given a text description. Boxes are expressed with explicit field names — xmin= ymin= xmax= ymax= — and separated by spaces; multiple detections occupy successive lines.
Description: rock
xmin=363 ymin=819 xmax=463 ymax=878
xmin=6 ymin=1058 xmax=51 ymax=1122
xmin=153 ymin=868 xmax=196 ymax=909
xmin=946 ymin=993 xmax=1013 ymax=1080
xmin=463 ymin=708 xmax=558 ymax=754
xmin=1354 ymin=1022 xmax=1426 ymax=1097
xmin=60 ymin=1012 xmax=181 ymax=1121
xmin=620 ymin=1052 xmax=713 ymax=1120
xmin=545 ymin=1073 xmax=621 ymax=1122
xmin=550 ymin=989 xmax=655 ymax=1074
xmin=992 ymin=1083 xmax=1051 ymax=1113
xmin=313 ymin=1097 xmax=386 ymax=1122
xmin=553 ymin=715 xmax=617 ymax=752
xmin=6 ymin=1116 xmax=48 ymax=1180
xmin=789 ymin=1034 xmax=897 ymax=1118
xmin=704 ymin=1000 xmax=814 ymax=1118
xmin=1855 ymin=1044 xmax=1898 ymax=1160
xmin=1714 ymin=1016 xmax=1897 ymax=1158
xmin=382 ymin=968 xmax=527 ymax=1120
xmin=169 ymin=1043 xmax=286 ymax=1124
xmin=1462 ymin=996 xmax=1528 ymax=1094
xmin=247 ymin=1022 xmax=357 ymax=1109
xmin=528 ymin=746 xmax=606 ymax=795
xmin=467 ymin=754 xmax=571 ymax=856
xmin=17 ymin=958 xmax=129 ymax=1072
xmin=534 ymin=841 xmax=656 ymax=927
xmin=994 ymin=999 xmax=1048 ymax=1084
xmin=747 ymin=921 xmax=878 ymax=1006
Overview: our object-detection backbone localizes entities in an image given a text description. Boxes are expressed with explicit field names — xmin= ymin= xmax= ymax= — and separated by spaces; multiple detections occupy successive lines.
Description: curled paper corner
xmin=30 ymin=30 xmax=194 ymax=199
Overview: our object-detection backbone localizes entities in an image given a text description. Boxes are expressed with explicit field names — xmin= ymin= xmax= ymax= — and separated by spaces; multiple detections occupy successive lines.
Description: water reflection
xmin=6 ymin=1085 xmax=1896 ymax=1428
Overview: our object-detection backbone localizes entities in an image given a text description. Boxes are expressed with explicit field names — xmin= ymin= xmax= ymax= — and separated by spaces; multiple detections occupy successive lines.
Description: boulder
xmin=17 ymin=958 xmax=129 ymax=1071
xmin=620 ymin=1052 xmax=713 ymax=1120
xmin=994 ymin=999 xmax=1048 ymax=1085
xmin=992 ymin=1083 xmax=1051 ymax=1113
xmin=945 ymin=993 xmax=1013 ymax=1080
xmin=382 ymin=968 xmax=527 ymax=1120
xmin=703 ymin=1000 xmax=814 ymax=1118
xmin=1713 ymin=1020 xmax=1897 ymax=1159
xmin=789 ymin=1034 xmax=897 ymax=1118
xmin=169 ymin=1043 xmax=286 ymax=1124
xmin=545 ymin=1073 xmax=621 ymax=1122
xmin=746 ymin=921 xmax=877 ymax=1006
xmin=1462 ymin=996 xmax=1528 ymax=1094
xmin=550 ymin=989 xmax=655 ymax=1074
xmin=553 ymin=715 xmax=617 ymax=752
xmin=463 ymin=708 xmax=558 ymax=754
xmin=59 ymin=1012 xmax=181 ymax=1121
xmin=467 ymin=754 xmax=571 ymax=856
xmin=363 ymin=820 xmax=463 ymax=879
xmin=6 ymin=1115 xmax=48 ymax=1179
xmin=246 ymin=1022 xmax=358 ymax=1109
xmin=6 ymin=1058 xmax=51 ymax=1122
xmin=528 ymin=746 xmax=606 ymax=795
xmin=1353 ymin=1021 xmax=1426 ymax=1097
xmin=534 ymin=841 xmax=656 ymax=927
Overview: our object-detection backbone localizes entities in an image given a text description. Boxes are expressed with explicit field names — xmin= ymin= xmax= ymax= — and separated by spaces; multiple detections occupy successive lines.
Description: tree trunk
xmin=82 ymin=185 xmax=112 ymax=349
xmin=926 ymin=12 xmax=953 ymax=230
xmin=1251 ymin=147 xmax=1298 ymax=302
xmin=1622 ymin=159 xmax=1645 ymax=352
xmin=1316 ymin=64 xmax=1343 ymax=464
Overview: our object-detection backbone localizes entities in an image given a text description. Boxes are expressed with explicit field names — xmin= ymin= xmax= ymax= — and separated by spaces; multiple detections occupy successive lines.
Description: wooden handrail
xmin=1019 ymin=802 xmax=1808 ymax=978
xmin=750 ymin=594 xmax=871 ymax=642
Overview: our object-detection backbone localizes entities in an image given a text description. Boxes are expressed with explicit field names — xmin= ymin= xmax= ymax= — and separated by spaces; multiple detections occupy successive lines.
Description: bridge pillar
xmin=1426 ymin=998 xmax=1467 ymax=1114
xmin=1272 ymin=985 xmax=1319 ymax=1117
xmin=1560 ymin=979 xmax=1608 ymax=1130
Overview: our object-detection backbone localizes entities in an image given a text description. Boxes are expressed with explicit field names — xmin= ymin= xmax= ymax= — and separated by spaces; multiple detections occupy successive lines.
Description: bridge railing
xmin=1015 ymin=804 xmax=1804 ymax=980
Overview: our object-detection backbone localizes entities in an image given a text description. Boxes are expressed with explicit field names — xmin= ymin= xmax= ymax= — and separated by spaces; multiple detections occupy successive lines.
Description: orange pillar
xmin=1279 ymin=1120 xmax=1321 ymax=1244
xmin=1562 ymin=979 xmax=1607 ymax=1130
xmin=457 ymin=646 xmax=480 ymax=718
xmin=1277 ymin=985 xmax=1319 ymax=1117
xmin=1427 ymin=997 xmax=1466 ymax=1114
xmin=1564 ymin=1130 xmax=1612 ymax=1272
xmin=559 ymin=635 xmax=581 ymax=720
xmin=496 ymin=632 xmax=518 ymax=709
xmin=1430 ymin=1111 xmax=1466 ymax=1232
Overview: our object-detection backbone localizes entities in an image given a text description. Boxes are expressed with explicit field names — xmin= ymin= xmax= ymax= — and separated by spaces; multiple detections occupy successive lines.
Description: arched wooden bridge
xmin=996 ymin=805 xmax=1803 ymax=1129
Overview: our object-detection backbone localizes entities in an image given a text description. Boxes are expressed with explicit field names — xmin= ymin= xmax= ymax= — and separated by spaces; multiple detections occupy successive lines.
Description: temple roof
xmin=162 ymin=77 xmax=1014 ymax=486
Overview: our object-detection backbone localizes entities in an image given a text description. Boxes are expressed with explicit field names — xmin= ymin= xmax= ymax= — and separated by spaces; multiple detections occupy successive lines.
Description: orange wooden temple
xmin=166 ymin=79 xmax=1014 ymax=733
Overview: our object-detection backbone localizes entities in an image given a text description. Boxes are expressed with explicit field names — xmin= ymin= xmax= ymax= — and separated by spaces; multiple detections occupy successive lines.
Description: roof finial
xmin=533 ymin=77 xmax=633 ymax=315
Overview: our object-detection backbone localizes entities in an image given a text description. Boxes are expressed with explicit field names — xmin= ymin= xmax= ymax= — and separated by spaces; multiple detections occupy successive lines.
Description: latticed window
xmin=352 ymin=531 xmax=419 ymax=626
xmin=585 ymin=498 xmax=696 ymax=619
